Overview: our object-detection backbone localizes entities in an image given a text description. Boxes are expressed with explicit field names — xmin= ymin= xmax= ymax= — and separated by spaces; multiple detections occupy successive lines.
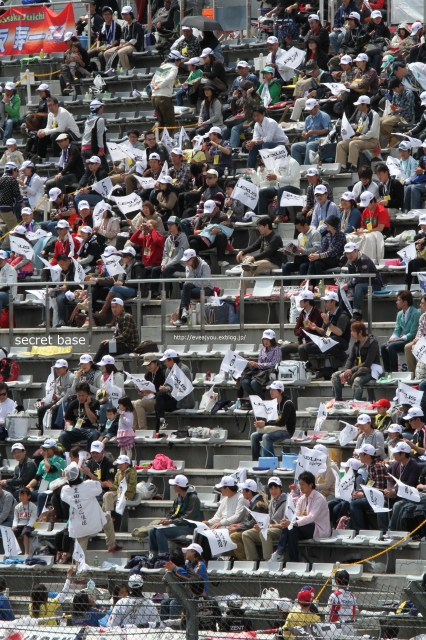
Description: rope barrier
xmin=314 ymin=518 xmax=426 ymax=602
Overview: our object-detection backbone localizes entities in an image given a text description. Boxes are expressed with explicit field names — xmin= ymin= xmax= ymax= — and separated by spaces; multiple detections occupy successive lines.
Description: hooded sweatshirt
xmin=166 ymin=485 xmax=201 ymax=524
xmin=269 ymin=491 xmax=287 ymax=524
xmin=162 ymin=231 xmax=189 ymax=268
xmin=234 ymin=491 xmax=269 ymax=531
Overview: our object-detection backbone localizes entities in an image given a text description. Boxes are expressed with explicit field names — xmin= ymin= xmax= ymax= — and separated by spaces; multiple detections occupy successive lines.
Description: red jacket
xmin=130 ymin=228 xmax=165 ymax=266
xmin=294 ymin=305 xmax=323 ymax=345
xmin=50 ymin=236 xmax=82 ymax=266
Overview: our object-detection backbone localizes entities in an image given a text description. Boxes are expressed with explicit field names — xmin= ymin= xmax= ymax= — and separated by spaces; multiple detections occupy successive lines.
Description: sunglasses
xmin=0 ymin=392 xmax=7 ymax=397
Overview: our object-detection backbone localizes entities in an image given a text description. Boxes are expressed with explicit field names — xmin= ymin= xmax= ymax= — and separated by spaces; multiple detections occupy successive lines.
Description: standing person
xmin=326 ymin=570 xmax=357 ymax=635
xmin=103 ymin=5 xmax=143 ymax=71
xmin=80 ymin=100 xmax=107 ymax=172
xmin=150 ymin=51 xmax=182 ymax=128
xmin=381 ymin=290 xmax=421 ymax=376
xmin=172 ymin=249 xmax=214 ymax=327
xmin=270 ymin=471 xmax=331 ymax=561
xmin=250 ymin=380 xmax=296 ymax=457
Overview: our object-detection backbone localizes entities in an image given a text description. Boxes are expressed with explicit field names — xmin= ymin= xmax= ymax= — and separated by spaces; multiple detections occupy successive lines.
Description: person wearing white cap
xmin=335 ymin=92 xmax=380 ymax=172
xmin=341 ymin=243 xmax=382 ymax=319
xmin=3 ymin=82 xmax=20 ymax=141
xmin=349 ymin=443 xmax=389 ymax=532
xmin=263 ymin=35 xmax=293 ymax=84
xmin=402 ymin=406 xmax=426 ymax=459
xmin=339 ymin=192 xmax=361 ymax=234
xmin=27 ymin=438 xmax=66 ymax=517
xmin=311 ymin=444 xmax=340 ymax=500
xmin=247 ymin=106 xmax=289 ymax=169
xmin=329 ymin=0 xmax=360 ymax=54
xmin=385 ymin=442 xmax=421 ymax=532
xmin=187 ymin=199 xmax=231 ymax=266
xmin=172 ymin=249 xmax=214 ymax=327
xmin=328 ymin=458 xmax=363 ymax=528
xmin=103 ymin=4 xmax=143 ymax=71
xmin=36 ymin=359 xmax=75 ymax=432
xmin=0 ymin=443 xmax=37 ymax=499
xmin=380 ymin=78 xmax=416 ymax=149
xmin=80 ymin=100 xmax=108 ymax=173
xmin=329 ymin=11 xmax=362 ymax=71
xmin=90 ymin=6 xmax=123 ymax=72
xmin=201 ymin=477 xmax=248 ymax=554
xmin=150 ymin=46 xmax=180 ymax=128
xmin=242 ymin=477 xmax=287 ymax=561
xmin=204 ymin=128 xmax=233 ymax=178
xmin=355 ymin=413 xmax=386 ymax=461
xmin=107 ymin=570 xmax=160 ymax=628
xmin=74 ymin=154 xmax=108 ymax=210
xmin=310 ymin=184 xmax=340 ymax=233
xmin=93 ymin=294 xmax=139 ymax=363
xmin=16 ymin=160 xmax=44 ymax=211
xmin=307 ymin=214 xmax=345 ymax=282
xmin=175 ymin=58 xmax=203 ymax=107
xmin=241 ymin=329 xmax=282 ymax=402
xmin=290 ymin=99 xmax=331 ymax=166
xmin=45 ymin=132 xmax=85 ymax=197
xmin=169 ymin=147 xmax=192 ymax=194
xmin=251 ymin=379 xmax=296 ymax=461
xmin=148 ymin=475 xmax=201 ymax=554
xmin=170 ymin=24 xmax=201 ymax=62
xmin=8 ymin=225 xmax=35 ymax=279
xmin=76 ymin=224 xmax=101 ymax=271
xmin=101 ymin=454 xmax=136 ymax=539
xmin=59 ymin=381 xmax=101 ymax=452
xmin=0 ymin=250 xmax=17 ymax=320
xmin=0 ymin=138 xmax=24 ymax=169
xmin=225 ymin=60 xmax=259 ymax=113
xmin=70 ymin=354 xmax=103 ymax=397
xmin=236 ymin=217 xmax=283 ymax=294
xmin=37 ymin=97 xmax=81 ymax=158
xmin=155 ymin=350 xmax=195 ymax=425
xmin=227 ymin=481 xmax=269 ymax=560
xmin=380 ymin=290 xmax=421 ymax=376
xmin=281 ymin=288 xmax=324 ymax=362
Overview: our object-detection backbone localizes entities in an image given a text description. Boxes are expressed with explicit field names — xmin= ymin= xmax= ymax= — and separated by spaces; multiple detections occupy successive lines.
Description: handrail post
xmin=279 ymin=278 xmax=284 ymax=342
xmin=368 ymin=276 xmax=372 ymax=336
xmin=161 ymin=282 xmax=166 ymax=347
xmin=239 ymin=279 xmax=245 ymax=333
xmin=45 ymin=283 xmax=50 ymax=340
xmin=200 ymin=287 xmax=205 ymax=339
xmin=8 ymin=291 xmax=13 ymax=344
xmin=87 ymin=283 xmax=92 ymax=353
xmin=136 ymin=282 xmax=141 ymax=342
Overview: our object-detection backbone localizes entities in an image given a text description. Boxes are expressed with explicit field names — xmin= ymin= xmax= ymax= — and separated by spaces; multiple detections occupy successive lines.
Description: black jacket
xmin=364 ymin=20 xmax=391 ymax=42
xmin=307 ymin=69 xmax=334 ymax=100
xmin=304 ymin=36 xmax=329 ymax=72
xmin=146 ymin=143 xmax=169 ymax=163
xmin=85 ymin=451 xmax=115 ymax=483
xmin=410 ymin=110 xmax=426 ymax=138
xmin=378 ymin=178 xmax=404 ymax=210
xmin=8 ymin=456 xmax=37 ymax=488
xmin=344 ymin=334 xmax=381 ymax=372
xmin=62 ymin=144 xmax=85 ymax=181
xmin=340 ymin=26 xmax=365 ymax=55
xmin=304 ymin=26 xmax=329 ymax=54
xmin=78 ymin=167 xmax=108 ymax=191
xmin=347 ymin=252 xmax=383 ymax=290
xmin=122 ymin=19 xmax=143 ymax=51
xmin=145 ymin=366 xmax=166 ymax=391
xmin=79 ymin=235 xmax=101 ymax=263
xmin=98 ymin=20 xmax=122 ymax=46
xmin=123 ymin=259 xmax=145 ymax=283
xmin=243 ymin=230 xmax=283 ymax=267
xmin=203 ymin=59 xmax=227 ymax=88
xmin=265 ymin=395 xmax=296 ymax=436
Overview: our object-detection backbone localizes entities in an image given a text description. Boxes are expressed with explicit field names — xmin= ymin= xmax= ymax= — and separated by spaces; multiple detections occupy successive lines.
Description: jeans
xmin=175 ymin=87 xmax=187 ymax=106
xmin=387 ymin=499 xmax=407 ymax=531
xmin=380 ymin=339 xmax=406 ymax=373
xmin=248 ymin=142 xmax=280 ymax=169
xmin=404 ymin=183 xmax=426 ymax=211
xmin=93 ymin=341 xmax=130 ymax=362
xmin=180 ymin=217 xmax=194 ymax=238
xmin=352 ymin=282 xmax=369 ymax=313
xmin=4 ymin=119 xmax=16 ymax=140
xmin=160 ymin=598 xmax=182 ymax=621
xmin=290 ymin=140 xmax=319 ymax=165
xmin=59 ymin=427 xmax=100 ymax=451
xmin=40 ymin=221 xmax=59 ymax=237
xmin=74 ymin=193 xmax=103 ymax=208
xmin=329 ymin=30 xmax=344 ymax=54
xmin=307 ymin=256 xmax=339 ymax=276
xmin=251 ymin=430 xmax=291 ymax=460
xmin=222 ymin=123 xmax=244 ymax=148
xmin=282 ymin=260 xmax=309 ymax=276
xmin=406 ymin=258 xmax=426 ymax=290
xmin=151 ymin=263 xmax=185 ymax=294
xmin=148 ymin=522 xmax=195 ymax=553
xmin=45 ymin=173 xmax=77 ymax=195
xmin=276 ymin=522 xmax=315 ymax=561
xmin=241 ymin=377 xmax=264 ymax=399
xmin=349 ymin=497 xmax=389 ymax=532
xmin=181 ymin=283 xmax=213 ymax=313
xmin=328 ymin=498 xmax=350 ymax=527
xmin=110 ymin=285 xmax=136 ymax=299
xmin=258 ymin=187 xmax=277 ymax=216
xmin=331 ymin=371 xmax=373 ymax=401
xmin=0 ymin=291 xmax=9 ymax=314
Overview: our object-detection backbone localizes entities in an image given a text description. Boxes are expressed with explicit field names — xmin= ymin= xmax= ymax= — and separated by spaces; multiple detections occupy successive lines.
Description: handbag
xmin=277 ymin=12 xmax=299 ymax=42
xmin=199 ymin=386 xmax=218 ymax=412
xmin=365 ymin=43 xmax=384 ymax=56
xmin=224 ymin=113 xmax=245 ymax=128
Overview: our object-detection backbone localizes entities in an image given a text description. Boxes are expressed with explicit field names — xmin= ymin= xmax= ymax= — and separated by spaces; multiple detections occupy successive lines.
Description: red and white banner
xmin=0 ymin=3 xmax=75 ymax=55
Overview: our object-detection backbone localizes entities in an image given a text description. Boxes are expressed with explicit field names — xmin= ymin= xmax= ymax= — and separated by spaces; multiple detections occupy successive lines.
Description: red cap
xmin=372 ymin=398 xmax=391 ymax=409
xmin=298 ymin=590 xmax=314 ymax=603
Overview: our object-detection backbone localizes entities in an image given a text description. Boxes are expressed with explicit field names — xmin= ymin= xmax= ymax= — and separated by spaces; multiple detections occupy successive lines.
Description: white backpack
xmin=277 ymin=360 xmax=308 ymax=382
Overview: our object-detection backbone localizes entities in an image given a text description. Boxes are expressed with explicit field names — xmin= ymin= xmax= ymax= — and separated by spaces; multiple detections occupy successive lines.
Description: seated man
xmin=0 ymin=485 xmax=15 ymax=527
xmin=380 ymin=78 xmax=416 ymax=148
xmin=236 ymin=217 xmax=283 ymax=294
xmin=310 ymin=185 xmax=341 ymax=232
xmin=246 ymin=106 xmax=289 ymax=169
xmin=385 ymin=442 xmax=421 ymax=531
xmin=103 ymin=454 xmax=137 ymax=528
xmin=37 ymin=98 xmax=81 ymax=158
xmin=0 ymin=443 xmax=37 ymax=499
xmin=307 ymin=215 xmax=346 ymax=279
xmin=270 ymin=471 xmax=331 ymax=562
xmin=148 ymin=475 xmax=201 ymax=554
xmin=229 ymin=479 xmax=269 ymax=560
xmin=352 ymin=165 xmax=380 ymax=208
xmin=188 ymin=200 xmax=232 ymax=267
xmin=376 ymin=163 xmax=404 ymax=219
xmin=290 ymin=99 xmax=331 ymax=166
xmin=110 ymin=129 xmax=146 ymax=195
xmin=155 ymin=349 xmax=195 ymax=430
xmin=93 ymin=297 xmax=139 ymax=362
xmin=59 ymin=382 xmax=101 ymax=451
xmin=74 ymin=156 xmax=108 ymax=209
xmin=40 ymin=253 xmax=80 ymax=328
xmin=405 ymin=294 xmax=426 ymax=374
xmin=281 ymin=290 xmax=323 ymax=360
xmin=341 ymin=242 xmax=383 ymax=320
xmin=45 ymin=133 xmax=85 ymax=193
xmin=335 ymin=96 xmax=380 ymax=173
xmin=304 ymin=290 xmax=351 ymax=380
xmin=151 ymin=217 xmax=188 ymax=299
xmin=81 ymin=441 xmax=115 ymax=496
xmin=0 ymin=250 xmax=17 ymax=319
xmin=301 ymin=168 xmax=333 ymax=218
xmin=349 ymin=443 xmax=388 ymax=532
xmin=380 ymin=290 xmax=421 ymax=376
xmin=250 ymin=381 xmax=296 ymax=460
xmin=282 ymin=217 xmax=322 ymax=277
xmin=331 ymin=321 xmax=380 ymax=401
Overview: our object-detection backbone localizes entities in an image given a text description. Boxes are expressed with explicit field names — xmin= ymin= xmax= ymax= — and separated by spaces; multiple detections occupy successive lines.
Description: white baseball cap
xmin=91 ymin=441 xmax=104 ymax=453
xmin=340 ymin=55 xmax=353 ymax=65
xmin=64 ymin=462 xmax=79 ymax=481
xmin=13 ymin=225 xmax=26 ymax=235
xmin=348 ymin=11 xmax=360 ymax=20
xmin=20 ymin=160 xmax=34 ymax=170
xmin=267 ymin=380 xmax=284 ymax=391
xmin=54 ymin=359 xmax=68 ymax=368
xmin=185 ymin=57 xmax=200 ymax=66
xmin=114 ymin=455 xmax=131 ymax=465
xmin=276 ymin=599 xmax=294 ymax=613
xmin=160 ymin=349 xmax=178 ymax=361
xmin=238 ymin=479 xmax=258 ymax=492
xmin=97 ymin=355 xmax=115 ymax=366
xmin=263 ymin=329 xmax=276 ymax=340
xmin=21 ymin=207 xmax=33 ymax=216
xmin=406 ymin=406 xmax=424 ymax=419
xmin=121 ymin=5 xmax=133 ymax=13
xmin=308 ymin=14 xmax=320 ymax=20
xmin=57 ymin=220 xmax=70 ymax=229
xmin=79 ymin=354 xmax=93 ymax=364
xmin=88 ymin=156 xmax=101 ymax=164
xmin=208 ymin=126 xmax=222 ymax=135
xmin=321 ymin=291 xmax=339 ymax=302
xmin=418 ymin=215 xmax=426 ymax=225
xmin=4 ymin=162 xmax=17 ymax=170
xmin=111 ymin=297 xmax=124 ymax=306
xmin=266 ymin=36 xmax=278 ymax=44
xmin=78 ymin=200 xmax=90 ymax=210
xmin=0 ymin=251 xmax=8 ymax=260
xmin=38 ymin=83 xmax=50 ymax=91
xmin=354 ymin=53 xmax=368 ymax=62
xmin=385 ymin=423 xmax=403 ymax=433
xmin=299 ymin=290 xmax=314 ymax=300
xmin=360 ymin=190 xmax=374 ymax=206
xmin=268 ymin=476 xmax=282 ymax=486
xmin=353 ymin=95 xmax=370 ymax=105
xmin=64 ymin=31 xmax=74 ymax=40
xmin=237 ymin=60 xmax=250 ymax=68
xmin=344 ymin=242 xmax=358 ymax=252
xmin=370 ymin=9 xmax=382 ymax=18
xmin=357 ymin=413 xmax=371 ymax=425
xmin=42 ymin=438 xmax=57 ymax=449
xmin=345 ymin=458 xmax=362 ymax=470
xmin=149 ymin=152 xmax=161 ymax=160
xmin=399 ymin=141 xmax=411 ymax=151
xmin=11 ymin=443 xmax=25 ymax=451
xmin=305 ymin=98 xmax=319 ymax=111
xmin=80 ymin=226 xmax=93 ymax=234
xmin=394 ymin=442 xmax=412 ymax=454
xmin=411 ymin=21 xmax=423 ymax=35
xmin=182 ymin=249 xmax=197 ymax=262
xmin=102 ymin=246 xmax=117 ymax=257
xmin=49 ymin=187 xmax=62 ymax=201
xmin=5 ymin=82 xmax=15 ymax=91
xmin=171 ymin=147 xmax=184 ymax=156
xmin=200 ymin=47 xmax=214 ymax=57
xmin=181 ymin=25 xmax=192 ymax=30
xmin=90 ymin=100 xmax=104 ymax=110
xmin=203 ymin=200 xmax=216 ymax=214
xmin=128 ymin=574 xmax=143 ymax=588
xmin=182 ymin=543 xmax=203 ymax=554
xmin=355 ymin=443 xmax=376 ymax=456
xmin=169 ymin=474 xmax=189 ymax=487
xmin=158 ymin=175 xmax=173 ymax=184
xmin=215 ymin=475 xmax=237 ymax=489
xmin=341 ymin=191 xmax=355 ymax=202
xmin=313 ymin=444 xmax=328 ymax=454
xmin=314 ymin=184 xmax=328 ymax=195
xmin=305 ymin=168 xmax=319 ymax=176
xmin=120 ymin=246 xmax=136 ymax=257
xmin=168 ymin=50 xmax=185 ymax=60
xmin=205 ymin=169 xmax=219 ymax=177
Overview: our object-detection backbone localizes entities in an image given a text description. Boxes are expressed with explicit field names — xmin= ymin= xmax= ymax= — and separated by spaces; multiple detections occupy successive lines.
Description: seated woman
xmin=7 ymin=225 xmax=34 ymax=279
xmin=363 ymin=10 xmax=391 ymax=72
xmin=250 ymin=381 xmax=296 ymax=460
xmin=29 ymin=567 xmax=74 ymax=625
xmin=71 ymin=593 xmax=106 ymax=629
xmin=125 ymin=201 xmax=166 ymax=238
xmin=339 ymin=192 xmax=361 ymax=233
xmin=241 ymin=329 xmax=282 ymax=401
xmin=195 ymin=85 xmax=223 ymax=137
xmin=155 ymin=176 xmax=178 ymax=220
xmin=27 ymin=439 xmax=66 ymax=517
xmin=257 ymin=66 xmax=282 ymax=107
xmin=384 ymin=22 xmax=413 ymax=60
xmin=345 ymin=190 xmax=390 ymax=262
xmin=96 ymin=355 xmax=125 ymax=426
xmin=132 ymin=353 xmax=166 ymax=430
xmin=355 ymin=412 xmax=386 ymax=459
xmin=93 ymin=208 xmax=120 ymax=248
xmin=331 ymin=321 xmax=380 ymax=401
xmin=222 ymin=81 xmax=260 ymax=149
xmin=17 ymin=161 xmax=44 ymax=210
xmin=172 ymin=249 xmax=214 ymax=327
xmin=328 ymin=458 xmax=363 ymax=527
xmin=71 ymin=355 xmax=103 ymax=396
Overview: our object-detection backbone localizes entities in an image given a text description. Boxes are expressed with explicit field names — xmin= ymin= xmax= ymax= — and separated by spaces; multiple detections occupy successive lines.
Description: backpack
xmin=151 ymin=453 xmax=176 ymax=470
xmin=91 ymin=117 xmax=107 ymax=156
xmin=277 ymin=12 xmax=300 ymax=42
xmin=0 ymin=358 xmax=19 ymax=383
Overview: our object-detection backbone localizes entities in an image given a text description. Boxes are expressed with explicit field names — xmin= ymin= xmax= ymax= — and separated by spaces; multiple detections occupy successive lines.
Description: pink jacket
xmin=295 ymin=489 xmax=331 ymax=539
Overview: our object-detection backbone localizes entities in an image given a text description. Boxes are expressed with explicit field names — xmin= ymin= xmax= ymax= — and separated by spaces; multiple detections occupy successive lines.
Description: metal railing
xmin=6 ymin=273 xmax=380 ymax=351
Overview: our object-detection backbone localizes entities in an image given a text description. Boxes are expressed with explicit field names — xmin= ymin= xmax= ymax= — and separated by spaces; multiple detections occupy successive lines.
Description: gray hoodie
xmin=162 ymin=232 xmax=189 ymax=268
xmin=0 ymin=489 xmax=16 ymax=524
xmin=186 ymin=258 xmax=214 ymax=290
xmin=53 ymin=370 xmax=76 ymax=406
xmin=70 ymin=368 xmax=103 ymax=397
xmin=82 ymin=114 xmax=105 ymax=152
xmin=269 ymin=491 xmax=287 ymax=524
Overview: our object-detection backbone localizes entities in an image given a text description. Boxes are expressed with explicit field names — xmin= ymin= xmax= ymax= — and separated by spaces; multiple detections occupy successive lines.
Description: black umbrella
xmin=181 ymin=15 xmax=224 ymax=31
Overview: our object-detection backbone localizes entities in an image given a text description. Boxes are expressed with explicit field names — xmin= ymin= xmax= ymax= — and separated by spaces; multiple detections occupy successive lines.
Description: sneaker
xmin=269 ymin=550 xmax=284 ymax=562
xmin=181 ymin=307 xmax=189 ymax=319
xmin=241 ymin=263 xmax=255 ymax=271
xmin=218 ymin=261 xmax=229 ymax=267
xmin=312 ymin=371 xmax=324 ymax=380
xmin=173 ymin=319 xmax=183 ymax=326
xmin=107 ymin=544 xmax=124 ymax=553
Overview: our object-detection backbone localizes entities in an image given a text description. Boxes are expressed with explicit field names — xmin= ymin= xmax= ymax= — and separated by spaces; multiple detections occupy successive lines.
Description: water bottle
xmin=103 ymin=90 xmax=109 ymax=100
xmin=87 ymin=579 xmax=95 ymax=593
xmin=259 ymin=53 xmax=263 ymax=70
xmin=85 ymin=91 xmax=89 ymax=100
xmin=318 ymin=280 xmax=323 ymax=296
xmin=93 ymin=556 xmax=99 ymax=567
xmin=5 ymin=588 xmax=9 ymax=599
xmin=191 ymin=307 xmax=197 ymax=326
xmin=224 ymin=167 xmax=229 ymax=177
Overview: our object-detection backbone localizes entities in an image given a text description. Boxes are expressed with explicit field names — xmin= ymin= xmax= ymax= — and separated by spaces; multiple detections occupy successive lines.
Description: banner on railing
xmin=0 ymin=3 xmax=75 ymax=55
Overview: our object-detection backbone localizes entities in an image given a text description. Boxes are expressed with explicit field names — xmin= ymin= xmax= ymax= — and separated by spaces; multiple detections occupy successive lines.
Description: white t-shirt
xmin=107 ymin=596 xmax=160 ymax=627
xmin=0 ymin=398 xmax=15 ymax=424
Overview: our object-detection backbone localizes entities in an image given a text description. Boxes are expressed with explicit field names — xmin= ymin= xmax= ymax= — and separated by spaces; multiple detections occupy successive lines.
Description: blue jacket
xmin=343 ymin=207 xmax=361 ymax=233
xmin=228 ymin=73 xmax=260 ymax=101
xmin=392 ymin=306 xmax=421 ymax=342
xmin=333 ymin=1 xmax=358 ymax=29
xmin=176 ymin=559 xmax=209 ymax=595
xmin=0 ymin=594 xmax=14 ymax=621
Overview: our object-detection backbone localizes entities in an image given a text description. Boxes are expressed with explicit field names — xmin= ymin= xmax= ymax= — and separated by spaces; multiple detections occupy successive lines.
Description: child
xmin=116 ymin=396 xmax=135 ymax=456
xmin=386 ymin=424 xmax=404 ymax=464
xmin=166 ymin=543 xmax=209 ymax=594
xmin=29 ymin=567 xmax=74 ymax=625
xmin=282 ymin=590 xmax=320 ymax=639
xmin=67 ymin=42 xmax=91 ymax=79
xmin=372 ymin=398 xmax=392 ymax=433
xmin=0 ymin=577 xmax=14 ymax=621
xmin=176 ymin=57 xmax=203 ymax=106
xmin=183 ymin=135 xmax=206 ymax=164
xmin=0 ymin=138 xmax=24 ymax=167
xmin=8 ymin=225 xmax=34 ymax=279
xmin=12 ymin=487 xmax=37 ymax=554
xmin=99 ymin=405 xmax=119 ymax=444
xmin=325 ymin=569 xmax=357 ymax=635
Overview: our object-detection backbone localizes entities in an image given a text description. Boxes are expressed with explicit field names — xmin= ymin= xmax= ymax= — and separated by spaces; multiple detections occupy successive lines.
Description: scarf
xmin=59 ymin=145 xmax=70 ymax=170
xmin=102 ymin=20 xmax=116 ymax=46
